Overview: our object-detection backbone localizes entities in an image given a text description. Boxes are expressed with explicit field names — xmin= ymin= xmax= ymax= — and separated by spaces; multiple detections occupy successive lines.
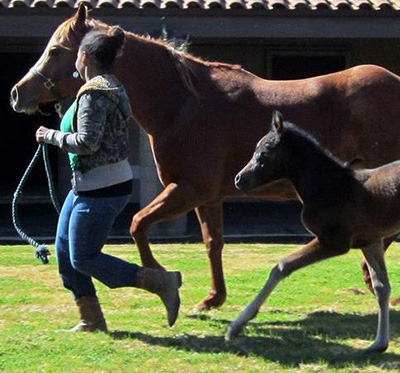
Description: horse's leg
xmin=361 ymin=241 xmax=391 ymax=353
xmin=361 ymin=234 xmax=395 ymax=295
xmin=225 ymin=238 xmax=348 ymax=341
xmin=130 ymin=182 xmax=200 ymax=269
xmin=194 ymin=201 xmax=226 ymax=311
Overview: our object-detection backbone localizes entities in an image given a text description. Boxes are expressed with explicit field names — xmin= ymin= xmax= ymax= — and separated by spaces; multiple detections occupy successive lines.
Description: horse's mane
xmin=283 ymin=121 xmax=348 ymax=170
xmin=54 ymin=15 xmax=246 ymax=97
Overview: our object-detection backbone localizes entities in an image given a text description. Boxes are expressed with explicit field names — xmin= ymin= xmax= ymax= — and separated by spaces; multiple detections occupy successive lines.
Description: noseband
xmin=29 ymin=66 xmax=63 ymax=101
xmin=29 ymin=66 xmax=78 ymax=117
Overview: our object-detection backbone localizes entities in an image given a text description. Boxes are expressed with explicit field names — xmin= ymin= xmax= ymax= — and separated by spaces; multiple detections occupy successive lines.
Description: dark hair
xmin=80 ymin=26 xmax=125 ymax=71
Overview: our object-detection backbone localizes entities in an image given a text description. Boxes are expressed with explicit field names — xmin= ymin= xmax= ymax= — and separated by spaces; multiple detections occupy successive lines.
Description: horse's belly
xmin=351 ymin=213 xmax=400 ymax=247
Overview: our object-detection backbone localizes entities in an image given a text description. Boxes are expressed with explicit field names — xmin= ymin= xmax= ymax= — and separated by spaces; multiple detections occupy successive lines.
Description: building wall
xmin=3 ymin=30 xmax=400 ymax=235
xmin=350 ymin=39 xmax=400 ymax=74
xmin=192 ymin=38 xmax=400 ymax=78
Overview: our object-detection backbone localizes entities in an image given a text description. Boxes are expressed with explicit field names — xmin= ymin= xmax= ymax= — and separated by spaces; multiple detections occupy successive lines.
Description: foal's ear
xmin=73 ymin=3 xmax=88 ymax=28
xmin=271 ymin=110 xmax=284 ymax=135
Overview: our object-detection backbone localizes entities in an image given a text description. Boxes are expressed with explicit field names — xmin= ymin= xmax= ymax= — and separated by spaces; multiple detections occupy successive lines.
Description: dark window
xmin=271 ymin=55 xmax=347 ymax=80
xmin=0 ymin=53 xmax=59 ymax=201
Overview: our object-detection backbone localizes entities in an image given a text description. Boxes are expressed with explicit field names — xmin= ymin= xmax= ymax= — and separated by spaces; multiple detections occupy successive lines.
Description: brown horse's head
xmin=235 ymin=110 xmax=287 ymax=191
xmin=10 ymin=4 xmax=89 ymax=114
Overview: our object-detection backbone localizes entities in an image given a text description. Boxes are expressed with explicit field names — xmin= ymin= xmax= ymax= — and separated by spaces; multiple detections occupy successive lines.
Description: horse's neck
xmin=115 ymin=34 xmax=187 ymax=136
xmin=285 ymin=133 xmax=350 ymax=203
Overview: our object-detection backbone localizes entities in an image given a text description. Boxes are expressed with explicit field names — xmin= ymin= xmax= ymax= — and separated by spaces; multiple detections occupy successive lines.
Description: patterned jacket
xmin=45 ymin=74 xmax=133 ymax=174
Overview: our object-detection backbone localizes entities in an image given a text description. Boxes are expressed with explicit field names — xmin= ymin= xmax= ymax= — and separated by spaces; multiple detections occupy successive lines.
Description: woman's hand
xmin=36 ymin=126 xmax=49 ymax=143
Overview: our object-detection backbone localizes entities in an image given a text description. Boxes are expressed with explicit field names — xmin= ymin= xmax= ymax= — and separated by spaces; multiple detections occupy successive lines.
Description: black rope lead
xmin=12 ymin=143 xmax=60 ymax=264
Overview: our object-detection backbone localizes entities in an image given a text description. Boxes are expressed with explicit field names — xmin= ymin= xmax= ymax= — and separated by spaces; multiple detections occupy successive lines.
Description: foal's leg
xmin=195 ymin=202 xmax=226 ymax=310
xmin=130 ymin=182 xmax=200 ymax=269
xmin=361 ymin=241 xmax=391 ymax=353
xmin=361 ymin=235 xmax=396 ymax=294
xmin=226 ymin=239 xmax=348 ymax=341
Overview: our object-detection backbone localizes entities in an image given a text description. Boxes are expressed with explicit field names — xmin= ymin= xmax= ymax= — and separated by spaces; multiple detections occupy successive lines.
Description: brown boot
xmin=136 ymin=268 xmax=182 ymax=326
xmin=69 ymin=296 xmax=108 ymax=332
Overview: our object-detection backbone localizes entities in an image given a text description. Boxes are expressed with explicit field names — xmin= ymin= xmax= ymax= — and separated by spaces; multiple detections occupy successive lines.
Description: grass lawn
xmin=1 ymin=242 xmax=400 ymax=372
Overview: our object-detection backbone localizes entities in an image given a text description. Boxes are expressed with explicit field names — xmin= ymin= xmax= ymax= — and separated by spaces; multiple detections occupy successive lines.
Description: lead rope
xmin=12 ymin=143 xmax=60 ymax=264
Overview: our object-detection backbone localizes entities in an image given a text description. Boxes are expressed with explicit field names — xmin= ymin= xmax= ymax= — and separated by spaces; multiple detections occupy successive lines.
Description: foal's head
xmin=235 ymin=110 xmax=288 ymax=191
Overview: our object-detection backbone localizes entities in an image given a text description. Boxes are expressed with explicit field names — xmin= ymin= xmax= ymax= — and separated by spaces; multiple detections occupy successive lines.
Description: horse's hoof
xmin=359 ymin=342 xmax=388 ymax=354
xmin=195 ymin=292 xmax=226 ymax=311
xmin=225 ymin=322 xmax=243 ymax=342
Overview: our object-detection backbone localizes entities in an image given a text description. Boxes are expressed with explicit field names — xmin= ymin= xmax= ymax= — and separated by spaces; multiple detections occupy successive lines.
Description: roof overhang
xmin=1 ymin=8 xmax=400 ymax=43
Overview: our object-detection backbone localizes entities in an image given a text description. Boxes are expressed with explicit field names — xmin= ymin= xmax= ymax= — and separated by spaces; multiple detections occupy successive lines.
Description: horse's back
xmin=154 ymin=61 xmax=400 ymax=200
xmin=357 ymin=160 xmax=400 ymax=196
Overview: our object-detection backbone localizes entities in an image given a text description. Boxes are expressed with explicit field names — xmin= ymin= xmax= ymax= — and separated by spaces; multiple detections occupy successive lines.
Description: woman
xmin=35 ymin=26 xmax=181 ymax=332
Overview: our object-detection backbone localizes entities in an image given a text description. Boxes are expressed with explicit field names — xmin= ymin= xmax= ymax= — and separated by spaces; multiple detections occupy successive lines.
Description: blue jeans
xmin=55 ymin=190 xmax=140 ymax=300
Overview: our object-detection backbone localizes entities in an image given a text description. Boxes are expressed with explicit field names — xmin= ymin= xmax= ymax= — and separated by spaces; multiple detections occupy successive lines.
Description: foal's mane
xmin=54 ymin=15 xmax=245 ymax=97
xmin=283 ymin=121 xmax=348 ymax=170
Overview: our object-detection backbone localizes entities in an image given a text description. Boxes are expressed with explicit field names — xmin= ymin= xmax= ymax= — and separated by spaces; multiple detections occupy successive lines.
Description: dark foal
xmin=229 ymin=111 xmax=399 ymax=353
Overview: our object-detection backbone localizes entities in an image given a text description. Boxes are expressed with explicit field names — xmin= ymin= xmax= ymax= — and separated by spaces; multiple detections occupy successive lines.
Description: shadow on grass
xmin=109 ymin=310 xmax=400 ymax=369
xmin=251 ymin=309 xmax=400 ymax=340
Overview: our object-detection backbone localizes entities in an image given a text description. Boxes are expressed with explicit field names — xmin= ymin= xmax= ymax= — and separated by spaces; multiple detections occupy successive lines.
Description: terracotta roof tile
xmin=327 ymin=0 xmax=352 ymax=9
xmin=161 ymin=0 xmax=182 ymax=8
xmin=246 ymin=0 xmax=266 ymax=8
xmin=204 ymin=0 xmax=224 ymax=7
xmin=349 ymin=0 xmax=374 ymax=9
xmin=9 ymin=0 xmax=32 ymax=6
xmin=141 ymin=0 xmax=159 ymax=7
xmin=182 ymin=0 xmax=204 ymax=8
xmin=32 ymin=0 xmax=54 ymax=6
xmin=377 ymin=0 xmax=394 ymax=8
xmin=225 ymin=0 xmax=246 ymax=8
xmin=98 ymin=0 xmax=119 ymax=7
xmin=266 ymin=0 xmax=289 ymax=9
xmin=118 ymin=0 xmax=136 ymax=7
xmin=369 ymin=0 xmax=392 ymax=8
xmin=308 ymin=0 xmax=331 ymax=9
xmin=289 ymin=0 xmax=308 ymax=8
xmin=1 ymin=0 xmax=399 ymax=9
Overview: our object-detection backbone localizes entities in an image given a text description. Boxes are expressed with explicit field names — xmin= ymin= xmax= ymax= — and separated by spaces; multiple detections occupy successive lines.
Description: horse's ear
xmin=73 ymin=3 xmax=87 ymax=28
xmin=271 ymin=110 xmax=284 ymax=135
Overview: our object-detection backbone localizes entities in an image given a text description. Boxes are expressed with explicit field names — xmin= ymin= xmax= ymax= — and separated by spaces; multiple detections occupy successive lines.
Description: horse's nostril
xmin=11 ymin=86 xmax=18 ymax=104
xmin=234 ymin=174 xmax=243 ymax=188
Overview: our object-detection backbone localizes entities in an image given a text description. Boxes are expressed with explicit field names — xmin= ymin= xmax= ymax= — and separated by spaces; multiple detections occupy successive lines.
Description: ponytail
xmin=80 ymin=26 xmax=125 ymax=71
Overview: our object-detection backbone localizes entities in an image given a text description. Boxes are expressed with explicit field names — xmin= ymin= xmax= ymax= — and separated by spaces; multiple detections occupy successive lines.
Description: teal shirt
xmin=60 ymin=100 xmax=78 ymax=170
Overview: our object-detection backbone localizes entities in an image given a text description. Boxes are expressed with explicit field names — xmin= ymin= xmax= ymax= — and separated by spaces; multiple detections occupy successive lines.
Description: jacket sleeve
xmin=43 ymin=92 xmax=108 ymax=155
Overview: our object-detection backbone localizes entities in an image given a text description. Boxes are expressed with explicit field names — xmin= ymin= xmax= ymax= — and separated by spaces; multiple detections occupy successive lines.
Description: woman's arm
xmin=40 ymin=91 xmax=109 ymax=155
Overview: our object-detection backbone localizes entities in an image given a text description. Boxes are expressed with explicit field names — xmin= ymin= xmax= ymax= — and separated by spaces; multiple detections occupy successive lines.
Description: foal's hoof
xmin=360 ymin=342 xmax=388 ymax=354
xmin=225 ymin=321 xmax=243 ymax=342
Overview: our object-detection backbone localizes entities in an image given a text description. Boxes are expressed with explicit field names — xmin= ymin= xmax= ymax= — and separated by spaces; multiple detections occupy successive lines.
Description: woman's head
xmin=75 ymin=26 xmax=125 ymax=77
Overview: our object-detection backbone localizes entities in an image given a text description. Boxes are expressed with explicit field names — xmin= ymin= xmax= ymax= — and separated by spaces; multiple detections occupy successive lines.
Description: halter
xmin=30 ymin=66 xmax=56 ymax=89
xmin=29 ymin=66 xmax=79 ymax=117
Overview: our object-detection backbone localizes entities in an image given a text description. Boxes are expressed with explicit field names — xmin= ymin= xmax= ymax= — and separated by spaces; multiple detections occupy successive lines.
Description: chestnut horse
xmin=10 ymin=4 xmax=400 ymax=310
xmin=230 ymin=111 xmax=397 ymax=353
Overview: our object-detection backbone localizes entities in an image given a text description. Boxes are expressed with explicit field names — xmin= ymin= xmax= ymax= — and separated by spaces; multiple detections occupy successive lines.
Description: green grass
xmin=1 ymin=242 xmax=400 ymax=372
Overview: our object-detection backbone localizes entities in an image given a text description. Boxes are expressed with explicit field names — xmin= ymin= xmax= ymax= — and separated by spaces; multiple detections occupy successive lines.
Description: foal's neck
xmin=285 ymin=130 xmax=353 ymax=203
